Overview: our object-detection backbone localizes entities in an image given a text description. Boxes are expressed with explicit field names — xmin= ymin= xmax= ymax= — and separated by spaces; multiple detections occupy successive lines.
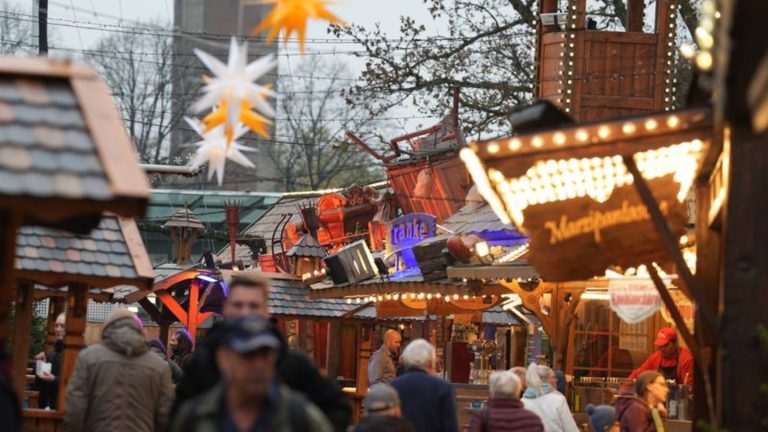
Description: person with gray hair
xmin=390 ymin=339 xmax=458 ymax=432
xmin=469 ymin=371 xmax=544 ymax=432
xmin=521 ymin=363 xmax=579 ymax=432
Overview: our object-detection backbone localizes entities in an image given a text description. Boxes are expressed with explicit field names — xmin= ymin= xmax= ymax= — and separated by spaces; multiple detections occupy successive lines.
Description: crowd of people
xmin=5 ymin=273 xmax=680 ymax=432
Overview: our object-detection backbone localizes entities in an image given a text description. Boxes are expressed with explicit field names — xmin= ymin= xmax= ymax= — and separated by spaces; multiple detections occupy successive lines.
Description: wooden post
xmin=0 ymin=212 xmax=19 ymax=345
xmin=694 ymin=179 xmax=722 ymax=425
xmin=11 ymin=283 xmax=34 ymax=404
xmin=719 ymin=128 xmax=768 ymax=430
xmin=188 ymin=280 xmax=199 ymax=342
xmin=327 ymin=320 xmax=341 ymax=379
xmin=57 ymin=284 xmax=87 ymax=413
xmin=627 ymin=0 xmax=644 ymax=32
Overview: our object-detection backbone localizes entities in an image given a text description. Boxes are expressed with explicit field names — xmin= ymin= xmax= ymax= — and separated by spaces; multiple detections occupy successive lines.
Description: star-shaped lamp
xmin=202 ymin=99 xmax=273 ymax=142
xmin=193 ymin=37 xmax=276 ymax=133
xmin=186 ymin=117 xmax=256 ymax=185
xmin=254 ymin=0 xmax=344 ymax=53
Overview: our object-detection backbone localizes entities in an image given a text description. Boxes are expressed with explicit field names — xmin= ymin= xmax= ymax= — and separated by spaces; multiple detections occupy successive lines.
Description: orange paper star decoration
xmin=254 ymin=0 xmax=344 ymax=53
xmin=202 ymin=100 xmax=273 ymax=143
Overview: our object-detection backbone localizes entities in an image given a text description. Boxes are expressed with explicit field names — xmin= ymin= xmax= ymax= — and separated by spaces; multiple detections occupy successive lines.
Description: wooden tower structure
xmin=537 ymin=0 xmax=679 ymax=121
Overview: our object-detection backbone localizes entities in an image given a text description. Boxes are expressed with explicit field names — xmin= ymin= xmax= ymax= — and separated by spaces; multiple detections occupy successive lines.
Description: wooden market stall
xmin=0 ymin=55 xmax=150 ymax=429
xmin=15 ymin=216 xmax=154 ymax=430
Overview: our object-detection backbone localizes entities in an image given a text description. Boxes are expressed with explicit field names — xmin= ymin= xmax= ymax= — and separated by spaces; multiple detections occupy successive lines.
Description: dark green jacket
xmin=171 ymin=382 xmax=333 ymax=432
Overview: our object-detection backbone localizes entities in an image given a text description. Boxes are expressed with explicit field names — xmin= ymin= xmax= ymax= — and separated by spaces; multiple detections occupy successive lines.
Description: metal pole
xmin=38 ymin=0 xmax=48 ymax=55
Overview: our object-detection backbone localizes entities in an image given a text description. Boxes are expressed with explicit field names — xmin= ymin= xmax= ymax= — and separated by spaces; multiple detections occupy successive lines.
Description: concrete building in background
xmin=170 ymin=0 xmax=281 ymax=192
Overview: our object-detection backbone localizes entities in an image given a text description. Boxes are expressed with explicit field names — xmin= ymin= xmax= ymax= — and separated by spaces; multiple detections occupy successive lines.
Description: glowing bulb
xmin=645 ymin=119 xmax=658 ymax=131
xmin=553 ymin=132 xmax=566 ymax=146
xmin=532 ymin=136 xmax=544 ymax=148
xmin=696 ymin=51 xmax=713 ymax=71
xmin=667 ymin=115 xmax=680 ymax=128
xmin=488 ymin=142 xmax=500 ymax=154
xmin=575 ymin=129 xmax=589 ymax=142
xmin=508 ymin=138 xmax=522 ymax=151
xmin=453 ymin=294 xmax=459 ymax=300
xmin=622 ymin=122 xmax=637 ymax=134
xmin=597 ymin=126 xmax=610 ymax=139
xmin=679 ymin=44 xmax=696 ymax=59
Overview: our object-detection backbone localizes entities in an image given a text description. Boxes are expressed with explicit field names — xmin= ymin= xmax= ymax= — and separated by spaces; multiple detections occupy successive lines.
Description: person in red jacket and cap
xmin=629 ymin=327 xmax=693 ymax=385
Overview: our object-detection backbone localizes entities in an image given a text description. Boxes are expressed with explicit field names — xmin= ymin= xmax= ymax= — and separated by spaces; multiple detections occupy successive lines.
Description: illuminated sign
xmin=384 ymin=213 xmax=437 ymax=275
xmin=386 ymin=213 xmax=436 ymax=252
xmin=523 ymin=175 xmax=687 ymax=281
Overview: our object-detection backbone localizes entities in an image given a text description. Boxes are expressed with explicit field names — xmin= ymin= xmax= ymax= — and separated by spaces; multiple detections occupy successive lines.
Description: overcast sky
xmin=7 ymin=0 xmax=442 ymax=134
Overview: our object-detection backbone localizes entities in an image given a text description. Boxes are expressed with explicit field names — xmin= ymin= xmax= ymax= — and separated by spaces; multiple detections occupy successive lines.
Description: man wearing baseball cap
xmin=171 ymin=317 xmax=332 ymax=432
xmin=629 ymin=327 xmax=693 ymax=385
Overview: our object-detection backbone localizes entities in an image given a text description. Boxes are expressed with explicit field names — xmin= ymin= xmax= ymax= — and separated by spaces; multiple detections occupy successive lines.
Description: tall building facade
xmin=171 ymin=0 xmax=281 ymax=191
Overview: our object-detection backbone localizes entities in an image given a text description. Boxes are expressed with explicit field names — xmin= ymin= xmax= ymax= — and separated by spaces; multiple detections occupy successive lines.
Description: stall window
xmin=573 ymin=298 xmax=657 ymax=378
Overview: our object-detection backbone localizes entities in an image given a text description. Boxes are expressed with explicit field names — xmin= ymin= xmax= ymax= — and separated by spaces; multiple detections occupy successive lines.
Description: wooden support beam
xmin=0 ymin=212 xmax=19 ymax=345
xmin=188 ymin=280 xmax=200 ymax=342
xmin=157 ymin=291 xmax=188 ymax=325
xmin=623 ymin=155 xmax=719 ymax=330
xmin=57 ymin=284 xmax=87 ymax=413
xmin=12 ymin=283 xmax=34 ymax=405
xmin=627 ymin=0 xmax=644 ymax=32
xmin=647 ymin=263 xmax=717 ymax=426
xmin=138 ymin=298 xmax=161 ymax=323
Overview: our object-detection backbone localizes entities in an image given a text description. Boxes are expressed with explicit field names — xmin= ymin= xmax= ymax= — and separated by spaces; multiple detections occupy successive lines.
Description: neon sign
xmin=385 ymin=213 xmax=437 ymax=276
xmin=386 ymin=213 xmax=436 ymax=252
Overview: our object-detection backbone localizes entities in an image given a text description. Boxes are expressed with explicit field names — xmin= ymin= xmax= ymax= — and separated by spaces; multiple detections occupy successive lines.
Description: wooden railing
xmin=22 ymin=409 xmax=64 ymax=432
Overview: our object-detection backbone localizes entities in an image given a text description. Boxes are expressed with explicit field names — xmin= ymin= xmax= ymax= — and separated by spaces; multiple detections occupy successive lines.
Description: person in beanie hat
xmin=63 ymin=308 xmax=174 ymax=432
xmin=586 ymin=404 xmax=619 ymax=432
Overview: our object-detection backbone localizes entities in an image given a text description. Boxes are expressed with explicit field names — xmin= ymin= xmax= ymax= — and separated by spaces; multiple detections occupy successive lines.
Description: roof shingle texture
xmin=270 ymin=278 xmax=356 ymax=318
xmin=440 ymin=203 xmax=520 ymax=236
xmin=16 ymin=216 xmax=137 ymax=279
xmin=0 ymin=76 xmax=111 ymax=200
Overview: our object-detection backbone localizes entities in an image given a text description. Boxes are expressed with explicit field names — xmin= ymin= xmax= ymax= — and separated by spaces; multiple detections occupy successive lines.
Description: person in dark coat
xmin=616 ymin=371 xmax=669 ymax=432
xmin=35 ymin=312 xmax=65 ymax=409
xmin=175 ymin=274 xmax=351 ymax=432
xmin=469 ymin=370 xmax=543 ymax=432
xmin=389 ymin=339 xmax=458 ymax=432
xmin=353 ymin=383 xmax=415 ymax=432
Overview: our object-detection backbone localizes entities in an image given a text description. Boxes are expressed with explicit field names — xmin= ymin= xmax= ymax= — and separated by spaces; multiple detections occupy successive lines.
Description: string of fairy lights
xmin=663 ymin=1 xmax=681 ymax=111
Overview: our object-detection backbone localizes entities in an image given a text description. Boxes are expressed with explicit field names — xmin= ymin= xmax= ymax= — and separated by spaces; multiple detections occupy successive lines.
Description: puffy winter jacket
xmin=63 ymin=318 xmax=174 ymax=432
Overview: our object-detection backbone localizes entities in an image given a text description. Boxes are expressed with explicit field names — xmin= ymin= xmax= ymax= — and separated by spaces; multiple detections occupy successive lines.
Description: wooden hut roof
xmin=15 ymin=215 xmax=154 ymax=291
xmin=0 ymin=56 xmax=148 ymax=231
xmin=163 ymin=208 xmax=205 ymax=229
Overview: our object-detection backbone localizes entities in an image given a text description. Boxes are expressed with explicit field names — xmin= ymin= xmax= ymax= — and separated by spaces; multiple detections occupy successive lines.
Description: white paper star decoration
xmin=186 ymin=117 xmax=256 ymax=186
xmin=186 ymin=37 xmax=276 ymax=185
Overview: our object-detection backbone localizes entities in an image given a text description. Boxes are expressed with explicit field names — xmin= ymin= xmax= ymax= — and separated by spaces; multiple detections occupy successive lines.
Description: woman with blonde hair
xmin=521 ymin=363 xmax=579 ymax=432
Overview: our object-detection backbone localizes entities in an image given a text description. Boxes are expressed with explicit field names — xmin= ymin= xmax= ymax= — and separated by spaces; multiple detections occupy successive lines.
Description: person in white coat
xmin=521 ymin=363 xmax=580 ymax=432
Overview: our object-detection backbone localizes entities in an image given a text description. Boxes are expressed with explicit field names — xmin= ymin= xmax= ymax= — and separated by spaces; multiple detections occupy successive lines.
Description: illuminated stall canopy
xmin=461 ymin=108 xmax=711 ymax=281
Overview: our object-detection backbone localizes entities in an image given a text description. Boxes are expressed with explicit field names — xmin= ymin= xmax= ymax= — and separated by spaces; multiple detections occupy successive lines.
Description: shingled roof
xmin=285 ymin=234 xmax=325 ymax=258
xmin=15 ymin=215 xmax=154 ymax=291
xmin=269 ymin=277 xmax=356 ymax=318
xmin=0 ymin=56 xmax=148 ymax=231
xmin=439 ymin=203 xmax=524 ymax=240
